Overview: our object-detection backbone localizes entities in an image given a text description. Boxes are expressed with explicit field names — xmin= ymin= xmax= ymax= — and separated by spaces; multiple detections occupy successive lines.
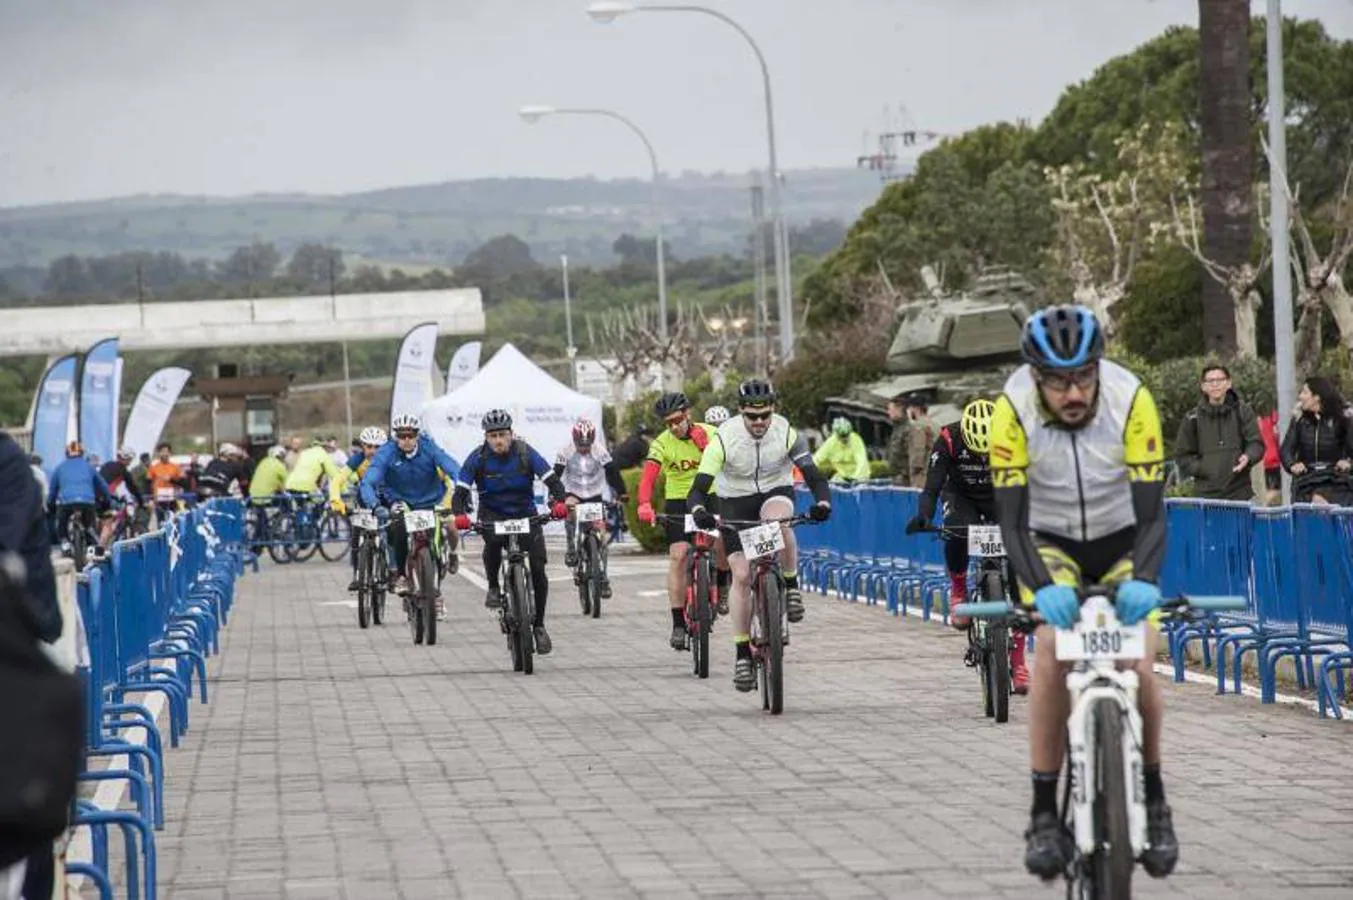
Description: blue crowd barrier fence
xmin=70 ymin=497 xmax=248 ymax=899
xmin=794 ymin=484 xmax=1352 ymax=719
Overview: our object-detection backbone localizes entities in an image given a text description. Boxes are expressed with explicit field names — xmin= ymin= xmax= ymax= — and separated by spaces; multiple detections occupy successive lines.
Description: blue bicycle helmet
xmin=1021 ymin=304 xmax=1104 ymax=370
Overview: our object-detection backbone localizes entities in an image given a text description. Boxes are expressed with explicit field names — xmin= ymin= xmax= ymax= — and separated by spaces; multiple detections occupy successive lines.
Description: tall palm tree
xmin=1197 ymin=0 xmax=1254 ymax=356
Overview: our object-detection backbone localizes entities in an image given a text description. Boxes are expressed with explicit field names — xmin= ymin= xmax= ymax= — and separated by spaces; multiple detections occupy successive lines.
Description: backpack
xmin=472 ymin=439 xmax=533 ymax=485
xmin=0 ymin=552 xmax=84 ymax=866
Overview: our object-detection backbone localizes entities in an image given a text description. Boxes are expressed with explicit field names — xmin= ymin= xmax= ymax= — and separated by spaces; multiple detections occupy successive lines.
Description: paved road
xmin=144 ymin=539 xmax=1352 ymax=899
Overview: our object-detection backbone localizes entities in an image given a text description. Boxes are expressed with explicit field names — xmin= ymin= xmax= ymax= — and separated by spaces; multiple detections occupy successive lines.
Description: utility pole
xmin=750 ymin=178 xmax=769 ymax=376
xmin=561 ymin=254 xmax=577 ymax=388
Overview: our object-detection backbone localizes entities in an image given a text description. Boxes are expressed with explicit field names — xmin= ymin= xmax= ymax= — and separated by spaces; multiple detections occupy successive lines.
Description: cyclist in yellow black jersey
xmin=637 ymin=391 xmax=731 ymax=650
xmin=987 ymin=304 xmax=1176 ymax=883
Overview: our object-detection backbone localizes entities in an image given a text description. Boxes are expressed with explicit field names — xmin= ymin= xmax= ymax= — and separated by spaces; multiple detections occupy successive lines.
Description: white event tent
xmin=421 ymin=343 xmax=607 ymax=471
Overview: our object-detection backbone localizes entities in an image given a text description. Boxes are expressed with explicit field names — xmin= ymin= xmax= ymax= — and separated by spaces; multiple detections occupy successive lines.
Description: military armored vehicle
xmin=824 ymin=265 xmax=1035 ymax=442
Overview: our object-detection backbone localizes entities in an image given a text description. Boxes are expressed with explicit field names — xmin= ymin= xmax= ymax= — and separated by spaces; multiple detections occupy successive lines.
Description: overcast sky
xmin=2 ymin=0 xmax=1349 ymax=207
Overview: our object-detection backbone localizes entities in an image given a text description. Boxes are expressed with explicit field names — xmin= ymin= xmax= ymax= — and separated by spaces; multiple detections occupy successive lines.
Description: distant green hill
xmin=0 ymin=167 xmax=888 ymax=269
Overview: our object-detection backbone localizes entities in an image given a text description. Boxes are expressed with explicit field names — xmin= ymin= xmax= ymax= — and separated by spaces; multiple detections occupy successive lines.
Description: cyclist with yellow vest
xmin=987 ymin=304 xmax=1174 ymax=883
xmin=636 ymin=391 xmax=729 ymax=651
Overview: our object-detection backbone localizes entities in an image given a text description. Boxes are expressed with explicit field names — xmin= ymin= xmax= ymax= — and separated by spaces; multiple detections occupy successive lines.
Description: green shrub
xmin=775 ymin=349 xmax=887 ymax=428
xmin=817 ymin=459 xmax=894 ymax=480
xmin=619 ymin=370 xmax=745 ymax=434
xmin=620 ymin=466 xmax=666 ymax=553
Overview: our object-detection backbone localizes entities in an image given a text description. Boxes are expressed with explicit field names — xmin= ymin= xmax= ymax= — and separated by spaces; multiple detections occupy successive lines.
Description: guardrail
xmin=63 ymin=498 xmax=247 ymax=899
xmin=792 ymin=484 xmax=1353 ymax=719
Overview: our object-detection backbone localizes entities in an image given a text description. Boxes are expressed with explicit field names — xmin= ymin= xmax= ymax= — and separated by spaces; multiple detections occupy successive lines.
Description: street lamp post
xmin=560 ymin=253 xmax=578 ymax=388
xmin=519 ymin=104 xmax=669 ymax=347
xmin=1265 ymin=0 xmax=1297 ymax=503
xmin=585 ymin=1 xmax=794 ymax=362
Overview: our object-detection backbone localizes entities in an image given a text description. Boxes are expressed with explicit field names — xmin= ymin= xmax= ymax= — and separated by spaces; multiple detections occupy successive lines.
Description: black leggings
xmin=941 ymin=493 xmax=995 ymax=576
xmin=484 ymin=524 xmax=549 ymax=627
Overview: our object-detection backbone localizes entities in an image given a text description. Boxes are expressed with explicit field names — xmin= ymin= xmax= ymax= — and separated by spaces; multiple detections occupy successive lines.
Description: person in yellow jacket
xmin=812 ymin=417 xmax=872 ymax=483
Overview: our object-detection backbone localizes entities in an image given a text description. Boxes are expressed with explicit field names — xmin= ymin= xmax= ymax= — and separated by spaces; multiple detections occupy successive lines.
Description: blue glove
xmin=1033 ymin=584 xmax=1079 ymax=629
xmin=1115 ymin=579 xmax=1162 ymax=626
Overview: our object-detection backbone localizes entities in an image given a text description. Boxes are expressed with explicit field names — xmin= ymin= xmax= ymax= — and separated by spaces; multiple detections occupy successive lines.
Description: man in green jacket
xmin=814 ymin=417 xmax=871 ymax=483
xmin=1174 ymin=364 xmax=1264 ymax=501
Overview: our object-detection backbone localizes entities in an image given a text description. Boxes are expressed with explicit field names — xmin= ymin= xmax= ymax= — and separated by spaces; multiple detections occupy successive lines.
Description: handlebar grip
xmin=952 ymin=601 xmax=1014 ymax=618
xmin=1182 ymin=594 xmax=1248 ymax=612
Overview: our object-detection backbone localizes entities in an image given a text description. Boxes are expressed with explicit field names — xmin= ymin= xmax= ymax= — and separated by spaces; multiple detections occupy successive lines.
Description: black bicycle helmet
xmin=1020 ymin=304 xmax=1105 ymax=371
xmin=481 ymin=408 xmax=513 ymax=432
xmin=737 ymin=378 xmax=777 ymax=407
xmin=654 ymin=392 xmax=690 ymax=418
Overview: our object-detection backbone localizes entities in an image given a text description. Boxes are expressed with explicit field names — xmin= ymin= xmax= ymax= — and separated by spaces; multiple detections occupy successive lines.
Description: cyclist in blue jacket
xmin=359 ymin=414 xmax=462 ymax=610
xmin=452 ymin=409 xmax=568 ymax=654
xmin=46 ymin=441 xmax=113 ymax=550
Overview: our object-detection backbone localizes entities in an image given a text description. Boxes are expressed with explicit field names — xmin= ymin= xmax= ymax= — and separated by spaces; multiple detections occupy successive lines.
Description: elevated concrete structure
xmin=0 ymin=288 xmax=485 ymax=356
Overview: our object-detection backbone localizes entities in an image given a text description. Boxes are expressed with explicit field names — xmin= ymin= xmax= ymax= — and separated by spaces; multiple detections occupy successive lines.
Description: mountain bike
xmin=466 ymin=513 xmax=553 ymax=675
xmin=349 ymin=508 xmax=389 ymax=629
xmin=393 ymin=504 xmax=449 ymax=646
xmin=722 ymin=514 xmax=816 ymax=714
xmin=657 ymin=513 xmax=720 ymax=679
xmin=919 ymin=522 xmax=1022 ymax=723
xmin=571 ymin=501 xmax=614 ymax=619
xmin=956 ymin=588 xmax=1245 ymax=899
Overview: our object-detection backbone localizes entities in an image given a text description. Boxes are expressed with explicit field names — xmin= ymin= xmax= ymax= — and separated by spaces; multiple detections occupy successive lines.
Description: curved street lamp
xmin=518 ymin=104 xmax=669 ymax=346
xmin=584 ymin=1 xmax=795 ymax=362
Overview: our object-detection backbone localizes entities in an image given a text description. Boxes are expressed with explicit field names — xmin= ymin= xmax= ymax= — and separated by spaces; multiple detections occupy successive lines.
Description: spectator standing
xmin=611 ymin=424 xmax=652 ymax=471
xmin=886 ymin=393 xmax=935 ymax=487
xmin=1173 ymin=364 xmax=1264 ymax=501
xmin=1280 ymin=376 xmax=1353 ymax=505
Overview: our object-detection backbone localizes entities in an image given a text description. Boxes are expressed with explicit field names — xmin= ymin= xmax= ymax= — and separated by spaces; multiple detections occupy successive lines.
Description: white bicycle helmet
xmin=390 ymin=413 xmax=422 ymax=433
xmin=268 ymin=445 xmax=286 ymax=460
xmin=704 ymin=405 xmax=730 ymax=425
xmin=359 ymin=426 xmax=388 ymax=447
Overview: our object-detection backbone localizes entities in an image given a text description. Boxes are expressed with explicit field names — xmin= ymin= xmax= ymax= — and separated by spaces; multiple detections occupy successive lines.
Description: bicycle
xmin=656 ymin=512 xmax=721 ymax=679
xmin=918 ymin=522 xmax=1022 ymax=723
xmin=722 ymin=513 xmax=817 ymax=714
xmin=58 ymin=504 xmax=100 ymax=569
xmin=348 ymin=508 xmax=389 ymax=629
xmin=956 ymin=588 xmax=1245 ymax=898
xmin=571 ymin=500 xmax=615 ymax=619
xmin=392 ymin=504 xmax=453 ymax=646
xmin=464 ymin=513 xmax=553 ymax=675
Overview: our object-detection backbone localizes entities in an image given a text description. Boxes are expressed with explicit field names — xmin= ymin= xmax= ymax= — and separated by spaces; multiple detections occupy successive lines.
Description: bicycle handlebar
xmin=461 ymin=513 xmax=555 ymax=535
xmin=955 ymin=589 xmax=1247 ymax=624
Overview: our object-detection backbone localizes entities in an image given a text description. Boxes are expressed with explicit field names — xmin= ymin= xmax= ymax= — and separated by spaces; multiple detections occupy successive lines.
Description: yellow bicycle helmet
xmin=961 ymin=399 xmax=996 ymax=454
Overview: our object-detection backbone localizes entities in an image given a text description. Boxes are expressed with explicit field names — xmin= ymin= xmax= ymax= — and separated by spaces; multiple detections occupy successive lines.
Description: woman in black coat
xmin=1280 ymin=376 xmax=1353 ymax=504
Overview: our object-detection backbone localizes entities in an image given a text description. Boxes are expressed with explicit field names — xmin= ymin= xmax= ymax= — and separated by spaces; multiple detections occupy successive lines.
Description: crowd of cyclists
xmin=44 ymin=299 xmax=1352 ymax=889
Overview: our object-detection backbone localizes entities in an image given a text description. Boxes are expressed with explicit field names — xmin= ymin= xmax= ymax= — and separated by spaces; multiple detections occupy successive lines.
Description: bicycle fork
xmin=1064 ymin=670 xmax=1148 ymax=858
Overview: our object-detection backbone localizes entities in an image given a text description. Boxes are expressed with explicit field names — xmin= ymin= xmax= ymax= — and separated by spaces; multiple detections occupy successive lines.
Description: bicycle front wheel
xmin=760 ymin=572 xmax=785 ymax=715
xmin=510 ymin=562 xmax=534 ymax=675
xmin=987 ymin=623 xmax=1011 ymax=724
xmin=586 ymin=532 xmax=602 ymax=620
xmin=419 ymin=546 xmax=438 ymax=646
xmin=356 ymin=541 xmax=371 ymax=629
xmin=1090 ymin=699 xmax=1134 ymax=898
xmin=692 ymin=556 xmax=712 ymax=680
xmin=318 ymin=513 xmax=349 ymax=562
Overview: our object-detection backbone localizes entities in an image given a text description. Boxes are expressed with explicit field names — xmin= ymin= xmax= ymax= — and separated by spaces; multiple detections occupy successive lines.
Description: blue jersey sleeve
xmin=527 ymin=446 xmax=551 ymax=477
xmin=456 ymin=449 xmax=479 ymax=488
xmin=359 ymin=444 xmax=391 ymax=507
xmin=345 ymin=450 xmax=364 ymax=471
xmin=93 ymin=466 xmax=112 ymax=503
xmin=425 ymin=436 xmax=461 ymax=482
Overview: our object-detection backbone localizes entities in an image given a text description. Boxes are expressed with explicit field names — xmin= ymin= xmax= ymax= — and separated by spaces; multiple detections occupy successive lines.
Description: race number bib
xmin=350 ymin=510 xmax=377 ymax=531
xmin=494 ymin=518 xmax=530 ymax=535
xmin=403 ymin=509 xmax=436 ymax=531
xmin=155 ymin=486 xmax=176 ymax=503
xmin=1055 ymin=595 xmax=1147 ymax=662
xmin=967 ymin=524 xmax=1005 ymax=557
xmin=683 ymin=514 xmax=719 ymax=537
xmin=739 ymin=522 xmax=785 ymax=561
xmin=575 ymin=502 xmax=605 ymax=523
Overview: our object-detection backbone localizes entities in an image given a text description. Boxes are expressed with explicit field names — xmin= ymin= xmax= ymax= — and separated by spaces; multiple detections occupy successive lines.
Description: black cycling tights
xmin=944 ymin=536 xmax=969 ymax=577
xmin=484 ymin=528 xmax=549 ymax=627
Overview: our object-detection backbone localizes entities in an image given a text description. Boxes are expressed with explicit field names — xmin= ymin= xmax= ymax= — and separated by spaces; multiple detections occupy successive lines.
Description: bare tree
xmin=1164 ymin=187 xmax=1271 ymax=358
xmin=1263 ymin=138 xmax=1353 ymax=372
xmin=694 ymin=304 xmax=751 ymax=389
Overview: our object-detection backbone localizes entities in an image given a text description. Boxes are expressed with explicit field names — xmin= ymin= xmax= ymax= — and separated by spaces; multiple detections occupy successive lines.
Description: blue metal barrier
xmin=70 ymin=497 xmax=248 ymax=897
xmin=795 ymin=485 xmax=1353 ymax=718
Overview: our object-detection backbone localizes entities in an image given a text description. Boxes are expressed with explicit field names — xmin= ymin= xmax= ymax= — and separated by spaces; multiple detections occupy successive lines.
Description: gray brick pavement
xmin=137 ymin=540 xmax=1352 ymax=899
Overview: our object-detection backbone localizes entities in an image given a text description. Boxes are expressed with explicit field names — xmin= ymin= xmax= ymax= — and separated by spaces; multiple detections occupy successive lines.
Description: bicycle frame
xmin=1065 ymin=657 xmax=1147 ymax=857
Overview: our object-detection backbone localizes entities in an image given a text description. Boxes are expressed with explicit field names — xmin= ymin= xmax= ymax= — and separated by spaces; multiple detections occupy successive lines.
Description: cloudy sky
xmin=2 ymin=0 xmax=1349 ymax=207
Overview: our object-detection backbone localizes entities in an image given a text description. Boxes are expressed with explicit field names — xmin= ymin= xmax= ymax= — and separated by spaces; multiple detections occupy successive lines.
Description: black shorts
xmin=719 ymin=487 xmax=795 ymax=555
xmin=1031 ymin=526 xmax=1136 ymax=587
xmin=662 ymin=496 xmax=721 ymax=546
xmin=940 ymin=492 xmax=995 ymax=527
xmin=1264 ymin=469 xmax=1280 ymax=491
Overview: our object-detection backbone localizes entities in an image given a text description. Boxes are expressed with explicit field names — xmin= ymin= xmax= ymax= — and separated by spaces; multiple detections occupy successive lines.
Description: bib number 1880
xmin=1080 ymin=629 xmax=1123 ymax=656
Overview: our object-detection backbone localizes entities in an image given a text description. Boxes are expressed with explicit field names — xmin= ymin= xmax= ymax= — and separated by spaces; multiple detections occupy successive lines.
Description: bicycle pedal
xmin=962 ymin=648 xmax=980 ymax=668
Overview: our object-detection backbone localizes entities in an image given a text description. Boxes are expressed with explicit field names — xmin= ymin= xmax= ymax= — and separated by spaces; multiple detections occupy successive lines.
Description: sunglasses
xmin=485 ymin=429 xmax=512 ymax=438
xmin=394 ymin=430 xmax=419 ymax=440
xmin=664 ymin=413 xmax=689 ymax=427
xmin=1037 ymin=365 xmax=1099 ymax=393
xmin=741 ymin=409 xmax=773 ymax=422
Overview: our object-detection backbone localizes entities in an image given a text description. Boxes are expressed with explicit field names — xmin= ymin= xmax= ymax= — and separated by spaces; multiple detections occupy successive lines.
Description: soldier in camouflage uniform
xmin=886 ymin=393 xmax=936 ymax=487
